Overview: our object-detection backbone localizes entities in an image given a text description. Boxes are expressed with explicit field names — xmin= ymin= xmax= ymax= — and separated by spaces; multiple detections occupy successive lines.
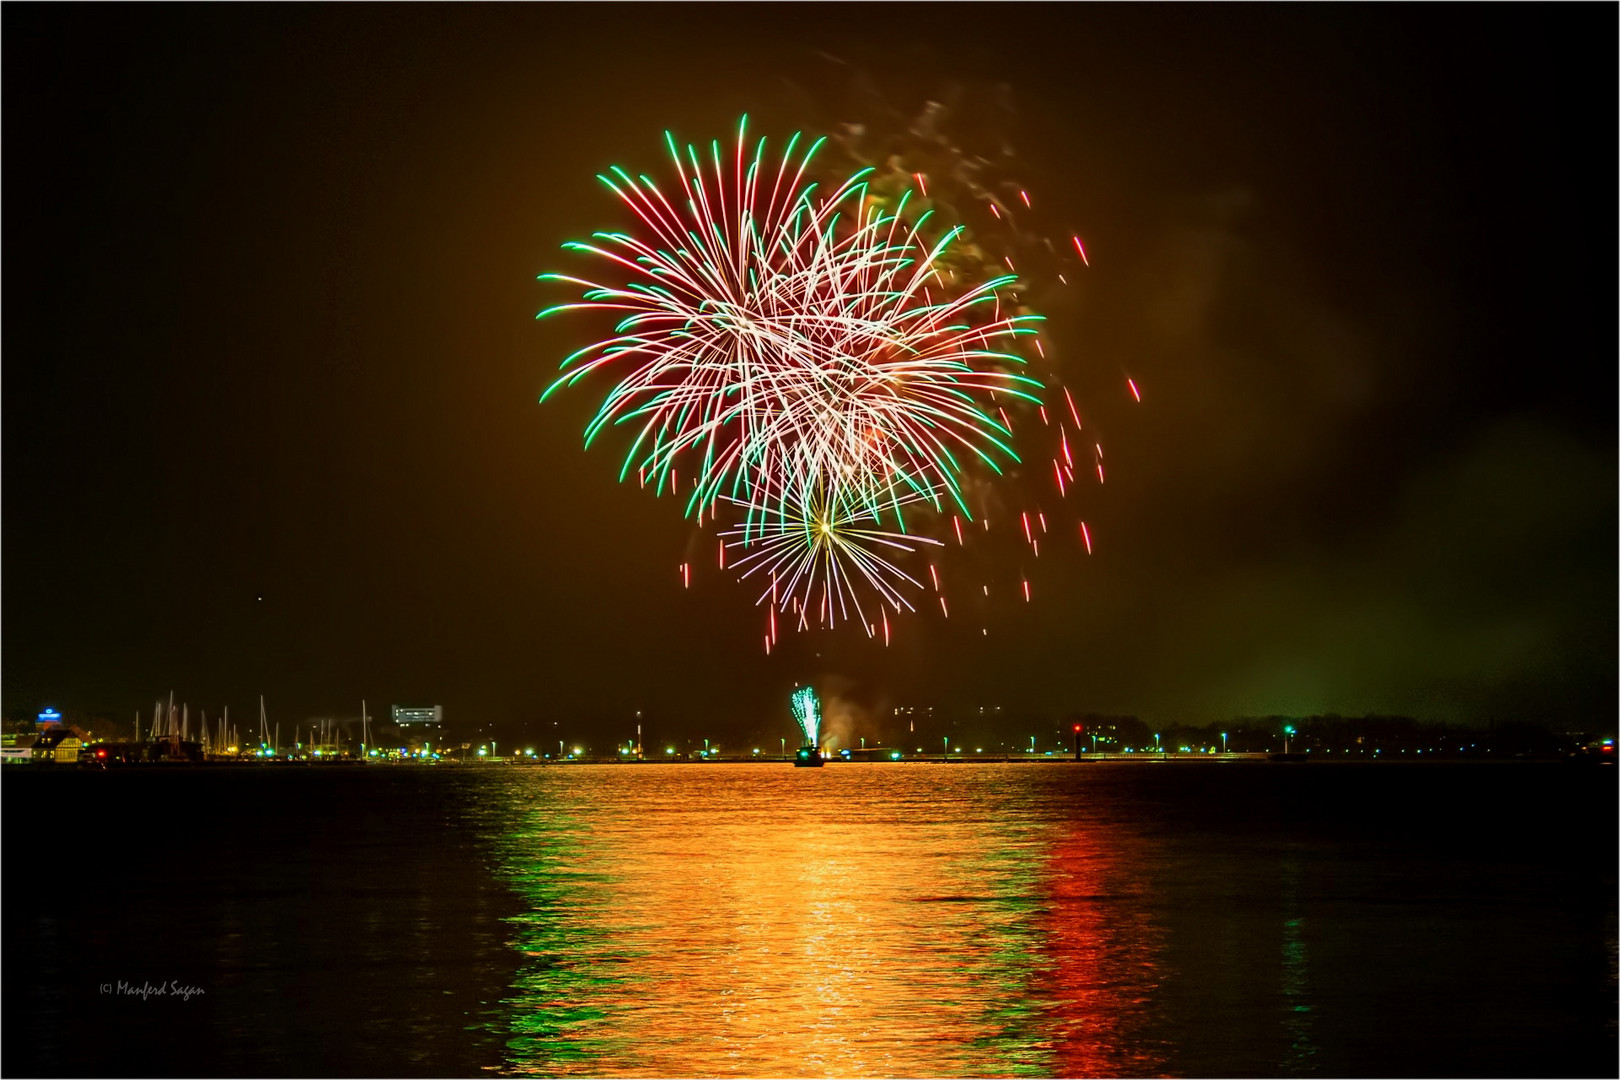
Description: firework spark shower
xmin=789 ymin=685 xmax=822 ymax=748
xmin=540 ymin=117 xmax=1100 ymax=644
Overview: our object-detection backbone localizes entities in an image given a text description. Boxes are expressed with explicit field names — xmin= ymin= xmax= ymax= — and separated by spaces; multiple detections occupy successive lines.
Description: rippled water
xmin=474 ymin=764 xmax=1617 ymax=1078
xmin=486 ymin=765 xmax=1173 ymax=1078
xmin=5 ymin=762 xmax=1614 ymax=1077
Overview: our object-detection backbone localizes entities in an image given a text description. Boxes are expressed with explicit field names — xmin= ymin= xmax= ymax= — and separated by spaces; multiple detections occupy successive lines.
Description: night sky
xmin=6 ymin=5 xmax=1614 ymax=744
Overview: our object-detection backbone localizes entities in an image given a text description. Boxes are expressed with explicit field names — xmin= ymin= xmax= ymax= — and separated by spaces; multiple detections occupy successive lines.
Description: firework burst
xmin=540 ymin=117 xmax=1041 ymax=517
xmin=721 ymin=471 xmax=944 ymax=632
xmin=539 ymin=118 xmax=1111 ymax=642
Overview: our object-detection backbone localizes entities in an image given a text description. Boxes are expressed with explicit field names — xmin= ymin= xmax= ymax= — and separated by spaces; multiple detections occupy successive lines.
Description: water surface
xmin=5 ymin=761 xmax=1614 ymax=1077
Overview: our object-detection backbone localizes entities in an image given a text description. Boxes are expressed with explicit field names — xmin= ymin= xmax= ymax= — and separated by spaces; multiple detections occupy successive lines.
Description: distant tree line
xmin=1051 ymin=713 xmax=1602 ymax=757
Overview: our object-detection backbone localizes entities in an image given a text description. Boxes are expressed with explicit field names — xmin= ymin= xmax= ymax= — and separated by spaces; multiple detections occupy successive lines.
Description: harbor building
xmin=392 ymin=705 xmax=442 ymax=729
xmin=388 ymin=705 xmax=443 ymax=753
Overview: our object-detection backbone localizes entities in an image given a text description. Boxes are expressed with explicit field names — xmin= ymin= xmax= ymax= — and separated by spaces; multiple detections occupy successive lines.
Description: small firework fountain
xmin=790 ymin=685 xmax=824 ymax=767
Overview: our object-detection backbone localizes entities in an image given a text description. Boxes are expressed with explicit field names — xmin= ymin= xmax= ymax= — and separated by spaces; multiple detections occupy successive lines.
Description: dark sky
xmin=5 ymin=5 xmax=1614 ymax=744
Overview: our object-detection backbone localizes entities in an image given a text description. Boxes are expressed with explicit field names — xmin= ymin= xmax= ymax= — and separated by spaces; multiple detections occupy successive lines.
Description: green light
xmin=790 ymin=686 xmax=822 ymax=748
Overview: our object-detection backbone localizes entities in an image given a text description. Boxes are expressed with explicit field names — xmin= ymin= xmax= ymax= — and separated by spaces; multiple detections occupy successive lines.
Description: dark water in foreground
xmin=5 ymin=762 xmax=1615 ymax=1078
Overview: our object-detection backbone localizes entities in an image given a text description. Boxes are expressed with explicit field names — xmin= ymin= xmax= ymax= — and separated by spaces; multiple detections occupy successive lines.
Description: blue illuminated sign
xmin=37 ymin=708 xmax=62 ymax=726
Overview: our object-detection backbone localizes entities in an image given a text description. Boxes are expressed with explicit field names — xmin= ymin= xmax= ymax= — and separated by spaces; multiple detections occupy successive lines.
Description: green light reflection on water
xmin=492 ymin=781 xmax=653 ymax=1074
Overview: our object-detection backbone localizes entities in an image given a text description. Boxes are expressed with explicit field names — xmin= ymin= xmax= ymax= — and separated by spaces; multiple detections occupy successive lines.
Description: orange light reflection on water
xmin=493 ymin=766 xmax=1167 ymax=1078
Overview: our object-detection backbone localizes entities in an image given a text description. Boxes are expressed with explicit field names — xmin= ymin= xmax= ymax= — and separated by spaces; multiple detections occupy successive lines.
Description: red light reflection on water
xmin=1037 ymin=825 xmax=1168 ymax=1077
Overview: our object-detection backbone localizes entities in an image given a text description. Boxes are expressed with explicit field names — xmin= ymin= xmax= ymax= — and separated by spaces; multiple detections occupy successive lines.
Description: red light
xmin=1073 ymin=725 xmax=1083 ymax=733
xmin=96 ymin=749 xmax=107 ymax=758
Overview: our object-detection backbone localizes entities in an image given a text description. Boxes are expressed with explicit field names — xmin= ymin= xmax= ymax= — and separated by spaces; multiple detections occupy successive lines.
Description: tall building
xmin=389 ymin=705 xmax=443 ymax=752
xmin=391 ymin=706 xmax=443 ymax=728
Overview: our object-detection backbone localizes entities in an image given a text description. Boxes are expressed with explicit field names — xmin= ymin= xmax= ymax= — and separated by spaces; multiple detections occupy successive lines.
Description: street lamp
xmin=1029 ymin=735 xmax=1036 ymax=754
xmin=943 ymin=736 xmax=949 ymax=759
xmin=1283 ymin=725 xmax=1295 ymax=754
xmin=1221 ymin=732 xmax=1228 ymax=754
xmin=780 ymin=737 xmax=786 ymax=760
xmin=1154 ymin=733 xmax=1161 ymax=753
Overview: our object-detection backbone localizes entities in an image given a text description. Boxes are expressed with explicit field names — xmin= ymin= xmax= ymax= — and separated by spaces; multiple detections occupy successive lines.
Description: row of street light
xmin=467 ymin=723 xmax=1301 ymax=761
